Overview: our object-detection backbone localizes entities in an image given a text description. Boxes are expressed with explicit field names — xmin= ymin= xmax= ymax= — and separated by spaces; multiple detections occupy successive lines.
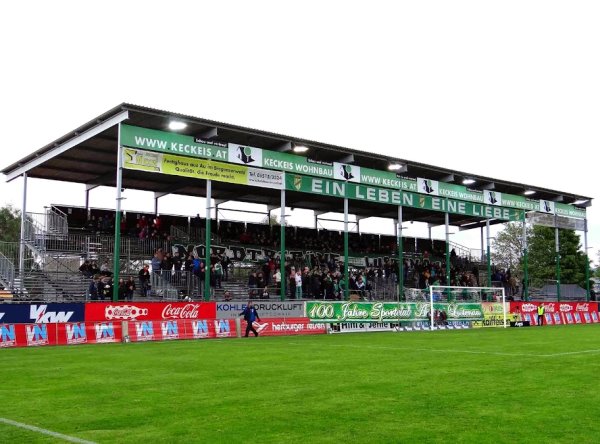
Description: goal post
xmin=428 ymin=285 xmax=507 ymax=331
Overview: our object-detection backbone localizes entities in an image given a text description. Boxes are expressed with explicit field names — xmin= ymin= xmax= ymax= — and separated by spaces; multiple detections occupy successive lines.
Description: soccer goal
xmin=427 ymin=285 xmax=507 ymax=331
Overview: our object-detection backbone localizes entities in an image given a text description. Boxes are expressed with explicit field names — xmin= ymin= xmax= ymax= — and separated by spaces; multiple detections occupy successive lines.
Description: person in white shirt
xmin=295 ymin=271 xmax=303 ymax=300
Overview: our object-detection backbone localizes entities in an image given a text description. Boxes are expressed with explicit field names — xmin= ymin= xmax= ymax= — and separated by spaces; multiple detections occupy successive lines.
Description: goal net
xmin=427 ymin=285 xmax=507 ymax=330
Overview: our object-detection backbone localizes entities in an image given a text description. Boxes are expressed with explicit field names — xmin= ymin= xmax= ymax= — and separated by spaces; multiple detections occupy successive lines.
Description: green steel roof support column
xmin=344 ymin=198 xmax=349 ymax=301
xmin=280 ymin=186 xmax=286 ymax=301
xmin=397 ymin=206 xmax=404 ymax=302
xmin=18 ymin=172 xmax=27 ymax=295
xmin=555 ymin=222 xmax=561 ymax=302
xmin=486 ymin=219 xmax=491 ymax=288
xmin=112 ymin=124 xmax=123 ymax=302
xmin=445 ymin=209 xmax=451 ymax=300
xmin=584 ymin=218 xmax=590 ymax=302
xmin=204 ymin=179 xmax=212 ymax=302
xmin=522 ymin=211 xmax=529 ymax=301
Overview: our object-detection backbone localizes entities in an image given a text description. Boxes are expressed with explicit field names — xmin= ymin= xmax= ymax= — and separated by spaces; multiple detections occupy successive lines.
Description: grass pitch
xmin=1 ymin=325 xmax=600 ymax=443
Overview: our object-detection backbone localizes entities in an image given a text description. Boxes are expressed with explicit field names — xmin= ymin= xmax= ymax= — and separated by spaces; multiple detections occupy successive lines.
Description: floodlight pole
xmin=584 ymin=218 xmax=590 ymax=302
xmin=397 ymin=206 xmax=404 ymax=302
xmin=486 ymin=219 xmax=491 ymax=287
xmin=280 ymin=186 xmax=286 ymax=301
xmin=522 ymin=212 xmax=529 ymax=301
xmin=112 ymin=124 xmax=123 ymax=302
xmin=18 ymin=172 xmax=27 ymax=292
xmin=555 ymin=220 xmax=561 ymax=302
xmin=204 ymin=180 xmax=212 ymax=301
xmin=344 ymin=198 xmax=349 ymax=300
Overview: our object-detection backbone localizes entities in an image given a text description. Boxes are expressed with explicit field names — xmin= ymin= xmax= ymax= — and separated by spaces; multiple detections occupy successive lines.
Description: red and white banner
xmin=0 ymin=322 xmax=123 ymax=348
xmin=85 ymin=302 xmax=217 ymax=322
xmin=510 ymin=302 xmax=599 ymax=326
xmin=241 ymin=317 xmax=327 ymax=336
xmin=126 ymin=319 xmax=237 ymax=342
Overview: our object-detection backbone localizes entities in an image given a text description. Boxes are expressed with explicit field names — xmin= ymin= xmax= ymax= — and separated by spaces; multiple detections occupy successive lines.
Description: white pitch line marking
xmin=290 ymin=342 xmax=600 ymax=358
xmin=0 ymin=417 xmax=97 ymax=444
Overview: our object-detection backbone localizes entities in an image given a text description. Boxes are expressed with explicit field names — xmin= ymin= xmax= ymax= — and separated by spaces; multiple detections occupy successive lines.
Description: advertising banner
xmin=286 ymin=174 xmax=523 ymax=222
xmin=305 ymin=301 xmax=484 ymax=323
xmin=85 ymin=302 xmax=217 ymax=322
xmin=242 ymin=317 xmax=327 ymax=336
xmin=217 ymin=301 xmax=305 ymax=319
xmin=510 ymin=302 xmax=598 ymax=326
xmin=121 ymin=124 xmax=586 ymax=218
xmin=1 ymin=322 xmax=123 ymax=347
xmin=0 ymin=303 xmax=85 ymax=324
xmin=123 ymin=148 xmax=283 ymax=190
xmin=472 ymin=302 xmax=508 ymax=328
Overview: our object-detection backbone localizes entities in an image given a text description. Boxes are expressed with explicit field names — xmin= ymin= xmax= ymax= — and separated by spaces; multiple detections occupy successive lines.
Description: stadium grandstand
xmin=0 ymin=103 xmax=593 ymax=303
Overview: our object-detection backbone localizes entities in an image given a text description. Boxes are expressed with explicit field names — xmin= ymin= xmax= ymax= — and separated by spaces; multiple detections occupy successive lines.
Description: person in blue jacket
xmin=240 ymin=301 xmax=262 ymax=337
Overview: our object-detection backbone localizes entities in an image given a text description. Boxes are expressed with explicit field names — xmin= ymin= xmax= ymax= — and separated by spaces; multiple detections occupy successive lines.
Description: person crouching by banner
xmin=240 ymin=301 xmax=262 ymax=337
xmin=537 ymin=304 xmax=545 ymax=326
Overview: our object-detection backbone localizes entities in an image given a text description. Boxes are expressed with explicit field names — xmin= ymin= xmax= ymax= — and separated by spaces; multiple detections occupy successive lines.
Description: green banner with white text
xmin=305 ymin=301 xmax=484 ymax=323
xmin=286 ymin=173 xmax=523 ymax=221
xmin=120 ymin=124 xmax=586 ymax=218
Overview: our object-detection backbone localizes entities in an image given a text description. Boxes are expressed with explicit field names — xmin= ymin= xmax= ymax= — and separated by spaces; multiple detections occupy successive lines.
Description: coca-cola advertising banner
xmin=242 ymin=318 xmax=327 ymax=336
xmin=84 ymin=302 xmax=217 ymax=322
xmin=510 ymin=302 xmax=599 ymax=326
xmin=0 ymin=322 xmax=123 ymax=348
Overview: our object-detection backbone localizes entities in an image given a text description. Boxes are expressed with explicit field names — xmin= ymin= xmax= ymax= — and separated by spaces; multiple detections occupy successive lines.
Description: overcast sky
xmin=1 ymin=1 xmax=598 ymax=264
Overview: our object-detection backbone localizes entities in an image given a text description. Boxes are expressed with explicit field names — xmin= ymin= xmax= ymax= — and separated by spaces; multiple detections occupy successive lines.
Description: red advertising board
xmin=242 ymin=317 xmax=327 ymax=336
xmin=127 ymin=319 xmax=237 ymax=342
xmin=0 ymin=322 xmax=123 ymax=348
xmin=510 ymin=302 xmax=599 ymax=326
xmin=85 ymin=302 xmax=216 ymax=322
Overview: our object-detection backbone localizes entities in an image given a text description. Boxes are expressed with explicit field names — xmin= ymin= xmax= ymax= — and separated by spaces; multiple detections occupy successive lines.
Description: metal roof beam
xmin=86 ymin=170 xmax=117 ymax=187
xmin=5 ymin=110 xmax=128 ymax=182
xmin=273 ymin=141 xmax=292 ymax=152
xmin=195 ymin=127 xmax=218 ymax=140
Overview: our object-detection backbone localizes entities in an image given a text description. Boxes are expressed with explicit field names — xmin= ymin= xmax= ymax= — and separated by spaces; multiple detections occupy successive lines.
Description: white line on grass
xmin=0 ymin=417 xmax=97 ymax=444
xmin=541 ymin=349 xmax=600 ymax=357
xmin=289 ymin=342 xmax=600 ymax=358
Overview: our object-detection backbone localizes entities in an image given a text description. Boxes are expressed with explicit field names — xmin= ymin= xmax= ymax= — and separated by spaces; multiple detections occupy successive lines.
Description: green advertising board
xmin=286 ymin=174 xmax=523 ymax=221
xmin=305 ymin=301 xmax=484 ymax=323
xmin=121 ymin=124 xmax=586 ymax=219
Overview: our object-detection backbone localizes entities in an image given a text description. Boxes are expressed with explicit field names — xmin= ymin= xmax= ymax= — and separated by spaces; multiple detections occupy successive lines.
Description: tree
xmin=491 ymin=222 xmax=530 ymax=278
xmin=0 ymin=205 xmax=21 ymax=243
xmin=528 ymin=226 xmax=588 ymax=288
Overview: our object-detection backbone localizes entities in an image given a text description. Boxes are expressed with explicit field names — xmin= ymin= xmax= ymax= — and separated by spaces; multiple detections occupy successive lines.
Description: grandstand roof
xmin=1 ymin=103 xmax=592 ymax=229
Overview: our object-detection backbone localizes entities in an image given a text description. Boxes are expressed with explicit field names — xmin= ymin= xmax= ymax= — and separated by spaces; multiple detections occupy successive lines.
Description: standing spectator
xmin=240 ymin=301 xmax=262 ymax=337
xmin=88 ymin=275 xmax=100 ymax=301
xmin=151 ymin=251 xmax=162 ymax=291
xmin=125 ymin=277 xmax=136 ymax=301
xmin=117 ymin=278 xmax=127 ymax=301
xmin=537 ymin=304 xmax=545 ymax=326
xmin=273 ymin=268 xmax=281 ymax=291
xmin=100 ymin=260 xmax=111 ymax=276
xmin=295 ymin=271 xmax=303 ymax=300
xmin=214 ymin=261 xmax=223 ymax=289
xmin=138 ymin=265 xmax=151 ymax=297
xmin=289 ymin=267 xmax=296 ymax=299
xmin=221 ymin=255 xmax=231 ymax=281
xmin=248 ymin=271 xmax=258 ymax=298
